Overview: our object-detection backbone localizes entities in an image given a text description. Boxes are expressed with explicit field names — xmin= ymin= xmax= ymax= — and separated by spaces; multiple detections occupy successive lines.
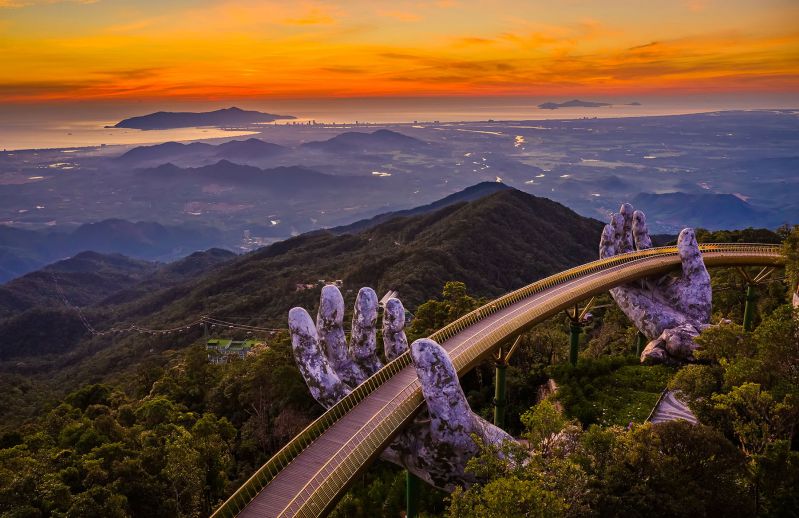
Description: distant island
xmin=112 ymin=107 xmax=296 ymax=130
xmin=537 ymin=99 xmax=641 ymax=110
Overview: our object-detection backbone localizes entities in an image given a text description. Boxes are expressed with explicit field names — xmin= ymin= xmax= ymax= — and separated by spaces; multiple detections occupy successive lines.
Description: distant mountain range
xmin=0 ymin=220 xmax=225 ymax=283
xmin=112 ymin=107 xmax=295 ymax=130
xmin=137 ymin=161 xmax=370 ymax=192
xmin=631 ymin=192 xmax=783 ymax=230
xmin=302 ymin=129 xmax=430 ymax=153
xmin=113 ymin=130 xmax=429 ymax=168
xmin=0 ymin=248 xmax=235 ymax=360
xmin=0 ymin=186 xmax=603 ymax=369
xmin=115 ymin=138 xmax=287 ymax=166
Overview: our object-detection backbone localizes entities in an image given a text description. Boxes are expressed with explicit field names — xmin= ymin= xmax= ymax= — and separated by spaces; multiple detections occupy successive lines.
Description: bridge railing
xmin=211 ymin=243 xmax=783 ymax=517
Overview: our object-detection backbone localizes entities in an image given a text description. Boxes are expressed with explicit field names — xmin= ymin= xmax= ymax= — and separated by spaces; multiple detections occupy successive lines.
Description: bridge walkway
xmin=212 ymin=243 xmax=783 ymax=518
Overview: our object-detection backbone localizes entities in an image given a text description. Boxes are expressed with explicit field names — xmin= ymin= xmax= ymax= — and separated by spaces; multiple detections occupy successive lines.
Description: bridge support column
xmin=493 ymin=361 xmax=507 ymax=428
xmin=743 ymin=283 xmax=756 ymax=332
xmin=569 ymin=322 xmax=582 ymax=365
xmin=406 ymin=471 xmax=420 ymax=518
xmin=636 ymin=331 xmax=646 ymax=357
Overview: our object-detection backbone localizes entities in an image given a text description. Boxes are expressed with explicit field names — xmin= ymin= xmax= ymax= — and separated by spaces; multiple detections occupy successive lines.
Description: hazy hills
xmin=0 ymin=187 xmax=602 ymax=372
xmin=115 ymin=130 xmax=431 ymax=168
xmin=116 ymin=138 xmax=287 ymax=167
xmin=0 ymin=248 xmax=238 ymax=322
xmin=1 ymin=111 xmax=795 ymax=295
xmin=332 ymin=181 xmax=512 ymax=234
xmin=137 ymin=161 xmax=368 ymax=191
xmin=632 ymin=192 xmax=780 ymax=230
xmin=302 ymin=129 xmax=430 ymax=154
xmin=0 ymin=220 xmax=225 ymax=283
xmin=113 ymin=107 xmax=295 ymax=130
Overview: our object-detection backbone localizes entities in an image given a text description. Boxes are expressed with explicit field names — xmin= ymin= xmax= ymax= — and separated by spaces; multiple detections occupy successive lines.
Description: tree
xmin=711 ymin=383 xmax=798 ymax=457
xmin=782 ymin=225 xmax=799 ymax=298
xmin=409 ymin=281 xmax=484 ymax=338
xmin=162 ymin=429 xmax=202 ymax=518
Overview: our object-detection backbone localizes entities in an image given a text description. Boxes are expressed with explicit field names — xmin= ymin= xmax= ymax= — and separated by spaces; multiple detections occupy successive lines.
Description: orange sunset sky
xmin=1 ymin=0 xmax=798 ymax=102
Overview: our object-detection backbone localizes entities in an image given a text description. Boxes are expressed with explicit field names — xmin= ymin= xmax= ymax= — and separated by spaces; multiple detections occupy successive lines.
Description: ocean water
xmin=1 ymin=95 xmax=796 ymax=151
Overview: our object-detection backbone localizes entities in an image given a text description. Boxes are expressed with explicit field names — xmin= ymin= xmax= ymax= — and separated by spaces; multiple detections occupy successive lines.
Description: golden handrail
xmin=212 ymin=243 xmax=784 ymax=517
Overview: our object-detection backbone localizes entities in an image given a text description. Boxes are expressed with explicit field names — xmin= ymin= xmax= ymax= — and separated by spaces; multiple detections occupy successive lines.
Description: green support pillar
xmin=743 ymin=283 xmax=756 ymax=332
xmin=636 ymin=331 xmax=646 ymax=357
xmin=493 ymin=361 xmax=507 ymax=428
xmin=569 ymin=322 xmax=582 ymax=365
xmin=406 ymin=471 xmax=420 ymax=518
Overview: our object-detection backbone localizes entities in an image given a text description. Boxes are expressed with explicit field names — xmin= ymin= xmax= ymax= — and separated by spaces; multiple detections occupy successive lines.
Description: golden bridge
xmin=212 ymin=243 xmax=785 ymax=518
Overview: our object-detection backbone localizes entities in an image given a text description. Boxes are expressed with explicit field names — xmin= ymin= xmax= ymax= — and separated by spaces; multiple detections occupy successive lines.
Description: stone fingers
xmin=610 ymin=212 xmax=625 ymax=254
xmin=349 ymin=287 xmax=383 ymax=379
xmin=632 ymin=210 xmax=652 ymax=250
xmin=599 ymin=224 xmax=616 ymax=259
xmin=289 ymin=307 xmax=351 ymax=408
xmin=619 ymin=203 xmax=635 ymax=253
xmin=316 ymin=285 xmax=364 ymax=387
xmin=676 ymin=228 xmax=712 ymax=323
xmin=640 ymin=324 xmax=700 ymax=364
xmin=382 ymin=297 xmax=409 ymax=361
xmin=411 ymin=338 xmax=474 ymax=444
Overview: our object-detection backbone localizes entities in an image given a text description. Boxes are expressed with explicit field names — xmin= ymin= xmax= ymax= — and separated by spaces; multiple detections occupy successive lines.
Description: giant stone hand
xmin=599 ymin=204 xmax=712 ymax=364
xmin=289 ymin=285 xmax=513 ymax=491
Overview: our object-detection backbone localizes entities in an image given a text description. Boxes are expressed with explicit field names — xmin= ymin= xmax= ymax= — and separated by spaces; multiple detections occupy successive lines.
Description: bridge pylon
xmin=493 ymin=335 xmax=523 ymax=428
xmin=565 ymin=298 xmax=596 ymax=365
xmin=736 ymin=266 xmax=776 ymax=331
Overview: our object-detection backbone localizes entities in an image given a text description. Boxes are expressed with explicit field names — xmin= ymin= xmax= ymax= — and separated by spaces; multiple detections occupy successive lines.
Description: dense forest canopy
xmin=0 ymin=197 xmax=797 ymax=517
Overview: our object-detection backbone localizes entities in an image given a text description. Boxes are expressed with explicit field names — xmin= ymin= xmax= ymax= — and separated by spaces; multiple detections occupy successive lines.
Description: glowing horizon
xmin=1 ymin=0 xmax=797 ymax=103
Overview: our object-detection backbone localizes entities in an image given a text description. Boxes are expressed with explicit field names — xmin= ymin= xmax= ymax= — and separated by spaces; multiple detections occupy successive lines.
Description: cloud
xmin=321 ymin=66 xmax=368 ymax=74
xmin=376 ymin=10 xmax=421 ymax=22
xmin=455 ymin=36 xmax=495 ymax=46
xmin=0 ymin=0 xmax=98 ymax=7
xmin=283 ymin=7 xmax=336 ymax=25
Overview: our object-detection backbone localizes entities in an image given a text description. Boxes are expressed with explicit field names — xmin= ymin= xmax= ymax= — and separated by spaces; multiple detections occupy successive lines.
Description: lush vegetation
xmin=0 ymin=338 xmax=321 ymax=517
xmin=550 ymin=357 xmax=674 ymax=427
xmin=447 ymin=225 xmax=799 ymax=518
xmin=0 ymin=204 xmax=796 ymax=516
xmin=0 ymin=189 xmax=601 ymax=428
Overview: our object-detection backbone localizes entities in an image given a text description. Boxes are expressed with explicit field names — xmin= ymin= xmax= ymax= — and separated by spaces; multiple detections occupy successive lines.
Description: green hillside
xmin=0 ymin=188 xmax=602 ymax=381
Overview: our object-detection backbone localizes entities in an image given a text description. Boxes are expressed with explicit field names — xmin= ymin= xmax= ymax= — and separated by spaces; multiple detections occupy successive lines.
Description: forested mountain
xmin=0 ymin=252 xmax=158 ymax=320
xmin=0 ymin=249 xmax=235 ymax=361
xmin=0 ymin=221 xmax=226 ymax=283
xmin=0 ymin=187 xmax=601 ymax=386
xmin=0 ymin=187 xmax=795 ymax=518
xmin=331 ymin=181 xmax=511 ymax=234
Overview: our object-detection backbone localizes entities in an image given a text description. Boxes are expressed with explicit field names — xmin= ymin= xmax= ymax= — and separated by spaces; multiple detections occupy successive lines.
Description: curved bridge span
xmin=214 ymin=244 xmax=784 ymax=518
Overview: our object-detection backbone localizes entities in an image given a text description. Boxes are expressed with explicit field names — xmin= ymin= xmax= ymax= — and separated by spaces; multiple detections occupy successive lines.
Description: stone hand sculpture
xmin=289 ymin=285 xmax=512 ymax=491
xmin=599 ymin=203 xmax=712 ymax=364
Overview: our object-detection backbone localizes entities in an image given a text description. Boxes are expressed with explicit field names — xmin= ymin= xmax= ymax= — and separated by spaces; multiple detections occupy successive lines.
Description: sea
xmin=1 ymin=94 xmax=796 ymax=151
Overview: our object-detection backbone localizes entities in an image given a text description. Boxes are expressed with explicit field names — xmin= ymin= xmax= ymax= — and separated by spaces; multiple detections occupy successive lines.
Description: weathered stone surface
xmin=288 ymin=307 xmax=351 ymax=408
xmin=382 ymin=297 xmax=408 ymax=361
xmin=289 ymin=286 xmax=512 ymax=491
xmin=600 ymin=204 xmax=712 ymax=364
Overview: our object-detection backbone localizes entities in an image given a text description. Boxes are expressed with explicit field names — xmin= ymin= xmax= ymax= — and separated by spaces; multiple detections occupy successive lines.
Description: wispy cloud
xmin=0 ymin=0 xmax=97 ymax=8
xmin=1 ymin=0 xmax=797 ymax=101
xmin=376 ymin=10 xmax=421 ymax=22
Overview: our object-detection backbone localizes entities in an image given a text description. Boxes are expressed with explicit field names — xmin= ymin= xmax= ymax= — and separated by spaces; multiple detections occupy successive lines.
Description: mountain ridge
xmin=112 ymin=106 xmax=295 ymax=130
xmin=0 ymin=186 xmax=603 ymax=372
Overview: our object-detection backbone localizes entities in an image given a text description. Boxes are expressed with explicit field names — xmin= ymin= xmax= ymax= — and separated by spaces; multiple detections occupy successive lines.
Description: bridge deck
xmin=213 ymin=244 xmax=784 ymax=518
